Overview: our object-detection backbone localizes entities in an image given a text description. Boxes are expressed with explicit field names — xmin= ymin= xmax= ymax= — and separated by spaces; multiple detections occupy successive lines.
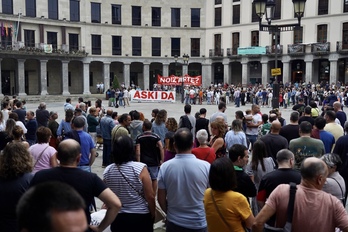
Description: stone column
xmin=241 ymin=58 xmax=249 ymax=85
xmin=124 ymin=63 xmax=130 ymax=88
xmin=202 ymin=63 xmax=212 ymax=87
xmin=162 ymin=64 xmax=169 ymax=77
xmin=40 ymin=60 xmax=48 ymax=95
xmin=62 ymin=61 xmax=70 ymax=95
xmin=282 ymin=60 xmax=290 ymax=85
xmin=329 ymin=55 xmax=339 ymax=84
xmin=223 ymin=58 xmax=230 ymax=84
xmin=0 ymin=58 xmax=3 ymax=97
xmin=83 ymin=62 xmax=91 ymax=95
xmin=143 ymin=63 xmax=150 ymax=90
xmin=261 ymin=60 xmax=269 ymax=85
xmin=18 ymin=59 xmax=27 ymax=96
xmin=103 ymin=62 xmax=110 ymax=91
xmin=304 ymin=56 xmax=313 ymax=84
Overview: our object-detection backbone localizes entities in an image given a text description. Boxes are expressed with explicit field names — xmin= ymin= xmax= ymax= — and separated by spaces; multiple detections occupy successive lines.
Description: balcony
xmin=265 ymin=45 xmax=283 ymax=56
xmin=288 ymin=44 xmax=306 ymax=56
xmin=311 ymin=42 xmax=330 ymax=55
xmin=336 ymin=41 xmax=348 ymax=54
xmin=209 ymin=49 xmax=224 ymax=58
xmin=0 ymin=42 xmax=88 ymax=58
xmin=226 ymin=47 xmax=241 ymax=58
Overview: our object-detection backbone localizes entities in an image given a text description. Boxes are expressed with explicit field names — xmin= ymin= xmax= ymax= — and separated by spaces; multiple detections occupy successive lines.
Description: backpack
xmin=180 ymin=115 xmax=193 ymax=131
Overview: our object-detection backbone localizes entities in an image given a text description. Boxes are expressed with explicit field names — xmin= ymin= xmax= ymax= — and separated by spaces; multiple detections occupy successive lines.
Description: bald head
xmin=300 ymin=157 xmax=328 ymax=182
xmin=270 ymin=120 xmax=281 ymax=133
xmin=333 ymin=101 xmax=341 ymax=111
xmin=57 ymin=139 xmax=81 ymax=164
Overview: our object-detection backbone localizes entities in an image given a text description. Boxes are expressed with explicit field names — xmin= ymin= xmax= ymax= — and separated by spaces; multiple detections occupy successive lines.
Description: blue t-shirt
xmin=319 ymin=130 xmax=335 ymax=153
xmin=65 ymin=130 xmax=95 ymax=165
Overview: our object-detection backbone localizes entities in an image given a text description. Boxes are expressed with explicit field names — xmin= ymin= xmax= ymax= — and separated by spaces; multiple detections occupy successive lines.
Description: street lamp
xmin=253 ymin=0 xmax=306 ymax=109
xmin=182 ymin=54 xmax=190 ymax=103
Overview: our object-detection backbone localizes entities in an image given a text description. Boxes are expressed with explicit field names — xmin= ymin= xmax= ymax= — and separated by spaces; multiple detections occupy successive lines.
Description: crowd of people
xmin=2 ymin=79 xmax=348 ymax=231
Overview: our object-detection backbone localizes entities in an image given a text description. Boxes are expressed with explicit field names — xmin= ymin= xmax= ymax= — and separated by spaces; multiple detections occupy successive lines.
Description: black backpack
xmin=180 ymin=115 xmax=193 ymax=131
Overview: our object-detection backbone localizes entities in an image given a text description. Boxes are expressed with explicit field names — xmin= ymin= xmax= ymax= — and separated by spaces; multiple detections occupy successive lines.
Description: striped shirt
xmin=103 ymin=162 xmax=149 ymax=214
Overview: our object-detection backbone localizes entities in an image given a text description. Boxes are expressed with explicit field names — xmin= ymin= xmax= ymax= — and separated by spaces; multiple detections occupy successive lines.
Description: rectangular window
xmin=293 ymin=27 xmax=303 ymax=44
xmin=215 ymin=0 xmax=222 ymax=4
xmin=47 ymin=32 xmax=57 ymax=49
xmin=274 ymin=0 xmax=281 ymax=20
xmin=318 ymin=0 xmax=328 ymax=15
xmin=24 ymin=30 xmax=35 ymax=47
xmin=1 ymin=27 xmax=12 ymax=47
xmin=112 ymin=4 xmax=121 ymax=25
xmin=215 ymin=7 xmax=221 ymax=26
xmin=232 ymin=32 xmax=239 ymax=55
xmin=191 ymin=38 xmax=200 ymax=57
xmin=152 ymin=7 xmax=161 ymax=26
xmin=91 ymin=2 xmax=101 ymax=23
xmin=91 ymin=34 xmax=101 ymax=55
xmin=191 ymin=8 xmax=200 ymax=27
xmin=90 ymin=72 xmax=93 ymax=87
xmin=251 ymin=31 xmax=259 ymax=46
xmin=345 ymin=0 xmax=348 ymax=13
xmin=214 ymin=34 xmax=221 ymax=56
xmin=152 ymin=37 xmax=161 ymax=56
xmin=26 ymin=0 xmax=36 ymax=17
xmin=132 ymin=37 xmax=142 ymax=56
xmin=343 ymin=23 xmax=348 ymax=49
xmin=317 ymin=24 xmax=327 ymax=43
xmin=112 ymin=36 xmax=122 ymax=55
xmin=2 ymin=0 xmax=13 ymax=14
xmin=48 ymin=0 xmax=58 ymax=20
xmin=171 ymin=8 xmax=181 ymax=27
xmin=132 ymin=6 xmax=141 ymax=26
xmin=69 ymin=33 xmax=79 ymax=52
xmin=232 ymin=5 xmax=240 ymax=24
xmin=70 ymin=0 xmax=80 ymax=22
xmin=171 ymin=38 xmax=180 ymax=56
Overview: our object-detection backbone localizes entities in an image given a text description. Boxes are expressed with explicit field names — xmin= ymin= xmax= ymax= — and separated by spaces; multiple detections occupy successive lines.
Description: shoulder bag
xmin=33 ymin=145 xmax=50 ymax=168
xmin=330 ymin=177 xmax=346 ymax=206
xmin=117 ymin=165 xmax=145 ymax=200
xmin=210 ymin=189 xmax=233 ymax=231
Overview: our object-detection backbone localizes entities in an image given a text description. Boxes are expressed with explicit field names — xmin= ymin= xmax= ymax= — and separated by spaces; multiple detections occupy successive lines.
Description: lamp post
xmin=253 ymin=0 xmax=306 ymax=109
xmin=183 ymin=54 xmax=190 ymax=103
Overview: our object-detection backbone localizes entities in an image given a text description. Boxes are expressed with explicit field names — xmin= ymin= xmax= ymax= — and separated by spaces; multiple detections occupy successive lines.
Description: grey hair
xmin=196 ymin=129 xmax=208 ymax=145
xmin=320 ymin=153 xmax=342 ymax=170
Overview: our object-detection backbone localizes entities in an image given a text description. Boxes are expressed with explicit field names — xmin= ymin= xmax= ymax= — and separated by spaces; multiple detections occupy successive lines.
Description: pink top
xmin=29 ymin=143 xmax=57 ymax=174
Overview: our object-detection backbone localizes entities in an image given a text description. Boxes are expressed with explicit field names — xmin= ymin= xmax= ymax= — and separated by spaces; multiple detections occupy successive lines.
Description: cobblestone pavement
xmin=22 ymin=96 xmax=348 ymax=231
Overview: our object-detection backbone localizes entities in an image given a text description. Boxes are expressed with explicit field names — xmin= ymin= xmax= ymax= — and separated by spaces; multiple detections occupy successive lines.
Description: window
xmin=132 ymin=37 xmax=141 ymax=56
xmin=214 ymin=34 xmax=221 ymax=55
xmin=48 ymin=0 xmax=58 ymax=20
xmin=271 ymin=33 xmax=281 ymax=47
xmin=69 ymin=33 xmax=79 ymax=52
xmin=274 ymin=0 xmax=281 ymax=20
xmin=344 ymin=0 xmax=348 ymax=13
xmin=2 ymin=0 xmax=13 ymax=14
xmin=26 ymin=0 xmax=36 ymax=17
xmin=91 ymin=2 xmax=101 ymax=23
xmin=112 ymin=5 xmax=121 ymax=24
xmin=215 ymin=0 xmax=222 ymax=4
xmin=232 ymin=5 xmax=240 ymax=24
xmin=132 ymin=6 xmax=141 ymax=26
xmin=91 ymin=35 xmax=101 ymax=55
xmin=1 ymin=26 xmax=12 ymax=47
xmin=293 ymin=27 xmax=303 ymax=44
xmin=191 ymin=38 xmax=200 ymax=57
xmin=171 ymin=38 xmax=180 ymax=56
xmin=171 ymin=8 xmax=180 ymax=27
xmin=112 ymin=36 xmax=122 ymax=55
xmin=152 ymin=37 xmax=161 ymax=56
xmin=152 ymin=7 xmax=161 ymax=26
xmin=317 ymin=24 xmax=327 ymax=43
xmin=90 ymin=72 xmax=93 ymax=87
xmin=47 ymin=32 xmax=57 ymax=49
xmin=191 ymin=8 xmax=200 ymax=27
xmin=24 ymin=30 xmax=35 ymax=47
xmin=232 ymin=32 xmax=239 ymax=55
xmin=251 ymin=31 xmax=259 ymax=46
xmin=343 ymin=23 xmax=348 ymax=49
xmin=318 ymin=0 xmax=328 ymax=15
xmin=215 ymin=7 xmax=222 ymax=26
xmin=70 ymin=0 xmax=80 ymax=22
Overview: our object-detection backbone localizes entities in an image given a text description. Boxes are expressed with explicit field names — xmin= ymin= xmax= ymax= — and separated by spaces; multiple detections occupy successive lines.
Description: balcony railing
xmin=226 ymin=47 xmax=240 ymax=57
xmin=265 ymin=45 xmax=283 ymax=56
xmin=311 ymin=42 xmax=330 ymax=55
xmin=0 ymin=42 xmax=87 ymax=57
xmin=209 ymin=49 xmax=224 ymax=57
xmin=288 ymin=44 xmax=306 ymax=56
xmin=336 ymin=41 xmax=348 ymax=54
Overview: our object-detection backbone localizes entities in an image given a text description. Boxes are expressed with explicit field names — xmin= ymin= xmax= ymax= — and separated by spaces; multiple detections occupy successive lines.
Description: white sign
xmin=130 ymin=90 xmax=176 ymax=103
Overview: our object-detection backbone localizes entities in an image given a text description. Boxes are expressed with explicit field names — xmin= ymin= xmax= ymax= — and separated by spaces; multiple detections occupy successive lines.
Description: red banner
xmin=157 ymin=74 xmax=202 ymax=86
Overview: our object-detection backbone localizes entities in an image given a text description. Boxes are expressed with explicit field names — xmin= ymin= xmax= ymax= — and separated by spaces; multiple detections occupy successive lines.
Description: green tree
xmin=112 ymin=74 xmax=120 ymax=89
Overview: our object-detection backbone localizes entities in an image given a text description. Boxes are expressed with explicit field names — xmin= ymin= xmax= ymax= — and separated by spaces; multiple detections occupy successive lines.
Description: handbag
xmin=264 ymin=182 xmax=297 ymax=232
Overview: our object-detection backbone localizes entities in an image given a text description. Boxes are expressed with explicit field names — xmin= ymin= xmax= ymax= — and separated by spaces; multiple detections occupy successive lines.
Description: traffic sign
xmin=271 ymin=68 xmax=281 ymax=76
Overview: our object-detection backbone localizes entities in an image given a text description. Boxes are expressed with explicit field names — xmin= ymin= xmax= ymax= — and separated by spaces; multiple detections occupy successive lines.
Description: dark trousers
xmin=166 ymin=221 xmax=207 ymax=232
xmin=102 ymin=139 xmax=111 ymax=166
xmin=111 ymin=213 xmax=153 ymax=232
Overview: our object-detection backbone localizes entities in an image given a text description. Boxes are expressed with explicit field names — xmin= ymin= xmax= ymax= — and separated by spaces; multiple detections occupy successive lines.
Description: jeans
xmin=102 ymin=139 xmax=112 ymax=166
xmin=166 ymin=221 xmax=207 ymax=232
xmin=246 ymin=134 xmax=258 ymax=149
xmin=235 ymin=97 xmax=240 ymax=107
xmin=78 ymin=165 xmax=91 ymax=172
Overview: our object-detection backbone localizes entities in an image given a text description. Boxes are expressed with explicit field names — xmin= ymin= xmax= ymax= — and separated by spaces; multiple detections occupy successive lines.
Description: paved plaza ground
xmin=21 ymin=95 xmax=348 ymax=231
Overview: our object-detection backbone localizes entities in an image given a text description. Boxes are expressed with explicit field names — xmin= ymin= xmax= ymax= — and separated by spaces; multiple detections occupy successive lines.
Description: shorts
xmin=147 ymin=166 xmax=159 ymax=180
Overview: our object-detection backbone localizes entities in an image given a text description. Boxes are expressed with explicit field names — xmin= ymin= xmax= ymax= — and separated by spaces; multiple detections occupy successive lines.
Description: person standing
xmin=324 ymin=110 xmax=344 ymax=144
xmin=334 ymin=101 xmax=346 ymax=127
xmin=246 ymin=104 xmax=262 ymax=149
xmin=279 ymin=111 xmax=300 ymax=144
xmin=179 ymin=104 xmax=196 ymax=138
xmin=195 ymin=108 xmax=210 ymax=146
xmin=35 ymin=102 xmax=50 ymax=127
xmin=158 ymin=128 xmax=210 ymax=232
xmin=100 ymin=109 xmax=116 ymax=167
xmin=25 ymin=111 xmax=38 ymax=146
